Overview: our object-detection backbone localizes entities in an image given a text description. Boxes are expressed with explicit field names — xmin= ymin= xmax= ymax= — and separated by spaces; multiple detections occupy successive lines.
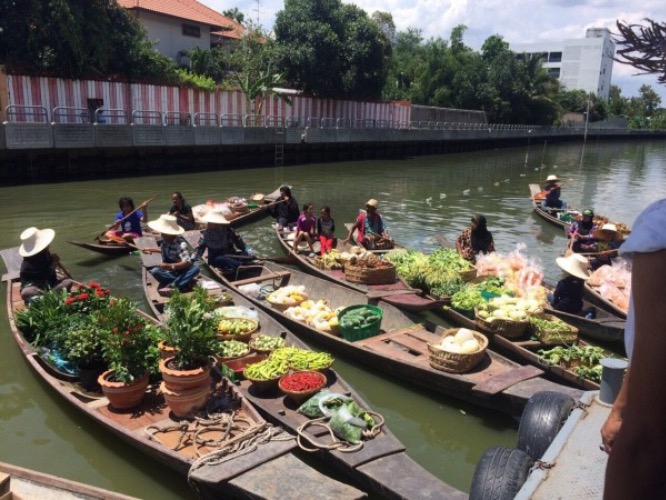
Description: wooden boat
xmin=68 ymin=228 xmax=160 ymax=256
xmin=529 ymin=183 xmax=580 ymax=230
xmin=345 ymin=221 xmax=396 ymax=255
xmin=134 ymin=248 xmax=463 ymax=499
xmin=0 ymin=248 xmax=365 ymax=500
xmin=274 ymin=225 xmax=446 ymax=313
xmin=583 ymin=282 xmax=628 ymax=319
xmin=205 ymin=260 xmax=583 ymax=415
xmin=435 ymin=306 xmax=601 ymax=391
xmin=0 ymin=461 xmax=138 ymax=500
xmin=541 ymin=281 xmax=625 ymax=343
xmin=193 ymin=185 xmax=287 ymax=229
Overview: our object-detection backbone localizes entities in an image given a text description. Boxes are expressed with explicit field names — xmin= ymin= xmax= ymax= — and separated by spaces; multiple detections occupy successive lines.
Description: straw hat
xmin=546 ymin=175 xmax=560 ymax=182
xmin=593 ymin=223 xmax=623 ymax=242
xmin=201 ymin=211 xmax=230 ymax=225
xmin=556 ymin=253 xmax=591 ymax=280
xmin=19 ymin=227 xmax=56 ymax=257
xmin=148 ymin=214 xmax=184 ymax=235
xmin=366 ymin=199 xmax=379 ymax=208
xmin=250 ymin=193 xmax=265 ymax=202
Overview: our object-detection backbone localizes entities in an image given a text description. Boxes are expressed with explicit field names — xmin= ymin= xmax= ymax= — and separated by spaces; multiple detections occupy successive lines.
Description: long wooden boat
xmin=583 ymin=282 xmax=628 ymax=319
xmin=193 ymin=185 xmax=286 ymax=229
xmin=0 ymin=248 xmax=365 ymax=500
xmin=274 ymin=224 xmax=446 ymax=313
xmin=134 ymin=248 xmax=463 ymax=499
xmin=529 ymin=183 xmax=580 ymax=230
xmin=204 ymin=260 xmax=583 ymax=415
xmin=0 ymin=461 xmax=138 ymax=500
xmin=541 ymin=281 xmax=625 ymax=342
xmin=435 ymin=306 xmax=601 ymax=391
xmin=68 ymin=227 xmax=160 ymax=256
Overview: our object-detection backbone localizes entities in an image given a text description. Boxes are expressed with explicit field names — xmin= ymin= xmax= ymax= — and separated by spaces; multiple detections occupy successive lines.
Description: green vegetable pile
xmin=537 ymin=345 xmax=616 ymax=382
xmin=270 ymin=347 xmax=334 ymax=370
xmin=529 ymin=316 xmax=570 ymax=333
xmin=218 ymin=340 xmax=250 ymax=359
xmin=451 ymin=288 xmax=484 ymax=311
xmin=339 ymin=307 xmax=381 ymax=330
xmin=384 ymin=248 xmax=469 ymax=296
xmin=244 ymin=358 xmax=289 ymax=380
xmin=251 ymin=334 xmax=286 ymax=351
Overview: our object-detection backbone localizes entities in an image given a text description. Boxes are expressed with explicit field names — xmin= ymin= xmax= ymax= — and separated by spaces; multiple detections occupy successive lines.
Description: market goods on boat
xmin=192 ymin=185 xmax=286 ymax=228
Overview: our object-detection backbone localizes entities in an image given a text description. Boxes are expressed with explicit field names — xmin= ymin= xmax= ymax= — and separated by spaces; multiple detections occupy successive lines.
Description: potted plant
xmin=96 ymin=298 xmax=161 ymax=409
xmin=63 ymin=320 xmax=107 ymax=391
xmin=159 ymin=288 xmax=218 ymax=417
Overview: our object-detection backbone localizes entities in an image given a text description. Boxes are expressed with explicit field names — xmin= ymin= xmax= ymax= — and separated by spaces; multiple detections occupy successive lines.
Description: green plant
xmin=63 ymin=321 xmax=105 ymax=369
xmin=164 ymin=288 xmax=217 ymax=370
xmin=97 ymin=298 xmax=161 ymax=384
xmin=15 ymin=288 xmax=71 ymax=346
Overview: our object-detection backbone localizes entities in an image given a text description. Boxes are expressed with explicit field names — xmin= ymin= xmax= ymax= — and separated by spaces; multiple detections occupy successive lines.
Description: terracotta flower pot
xmin=159 ymin=357 xmax=212 ymax=392
xmin=98 ymin=370 xmax=149 ymax=410
xmin=159 ymin=381 xmax=211 ymax=418
xmin=157 ymin=340 xmax=178 ymax=360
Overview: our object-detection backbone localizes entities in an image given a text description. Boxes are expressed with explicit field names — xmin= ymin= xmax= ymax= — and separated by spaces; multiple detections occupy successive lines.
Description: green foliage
xmin=164 ymin=288 xmax=218 ymax=370
xmin=15 ymin=289 xmax=73 ymax=346
xmin=175 ymin=69 xmax=217 ymax=91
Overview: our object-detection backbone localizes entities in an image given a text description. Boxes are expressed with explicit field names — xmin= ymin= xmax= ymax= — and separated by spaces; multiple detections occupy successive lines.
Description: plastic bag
xmin=328 ymin=401 xmax=374 ymax=444
xmin=297 ymin=390 xmax=351 ymax=418
xmin=237 ymin=283 xmax=262 ymax=299
xmin=213 ymin=305 xmax=259 ymax=322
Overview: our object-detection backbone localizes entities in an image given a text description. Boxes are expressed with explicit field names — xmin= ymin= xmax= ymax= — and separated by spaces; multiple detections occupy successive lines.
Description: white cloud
xmin=199 ymin=0 xmax=666 ymax=101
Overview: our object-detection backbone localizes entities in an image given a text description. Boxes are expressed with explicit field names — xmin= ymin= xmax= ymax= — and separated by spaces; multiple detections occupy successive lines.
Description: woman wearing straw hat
xmin=194 ymin=212 xmax=251 ymax=272
xmin=343 ymin=198 xmax=393 ymax=250
xmin=19 ymin=227 xmax=73 ymax=304
xmin=142 ymin=214 xmax=199 ymax=295
xmin=590 ymin=223 xmax=624 ymax=271
xmin=548 ymin=253 xmax=591 ymax=315
xmin=541 ymin=174 xmax=564 ymax=209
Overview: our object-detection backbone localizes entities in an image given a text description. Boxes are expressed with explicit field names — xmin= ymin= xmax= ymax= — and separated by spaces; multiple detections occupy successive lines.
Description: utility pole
xmin=253 ymin=0 xmax=261 ymax=26
xmin=583 ymin=99 xmax=590 ymax=143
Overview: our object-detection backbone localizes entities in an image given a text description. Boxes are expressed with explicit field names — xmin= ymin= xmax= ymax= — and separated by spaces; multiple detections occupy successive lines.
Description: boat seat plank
xmin=354 ymin=325 xmax=427 ymax=347
xmin=472 ymin=365 xmax=544 ymax=395
xmin=386 ymin=334 xmax=429 ymax=356
xmin=231 ymin=271 xmax=291 ymax=287
xmin=407 ymin=328 xmax=442 ymax=344
xmin=366 ymin=289 xmax=418 ymax=300
xmin=361 ymin=338 xmax=427 ymax=365
xmin=134 ymin=237 xmax=162 ymax=268
xmin=0 ymin=248 xmax=22 ymax=274
xmin=1 ymin=270 xmax=20 ymax=282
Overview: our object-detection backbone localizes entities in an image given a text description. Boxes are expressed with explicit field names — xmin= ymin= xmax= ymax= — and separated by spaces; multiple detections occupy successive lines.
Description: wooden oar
xmin=57 ymin=262 xmax=72 ymax=279
xmin=98 ymin=195 xmax=157 ymax=242
xmin=435 ymin=235 xmax=454 ymax=249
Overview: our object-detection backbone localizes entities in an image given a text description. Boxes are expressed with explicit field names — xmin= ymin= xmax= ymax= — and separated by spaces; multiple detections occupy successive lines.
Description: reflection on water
xmin=0 ymin=139 xmax=664 ymax=496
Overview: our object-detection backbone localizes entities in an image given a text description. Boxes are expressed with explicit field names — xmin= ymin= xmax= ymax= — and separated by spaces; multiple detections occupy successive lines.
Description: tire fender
xmin=517 ymin=390 xmax=575 ymax=460
xmin=470 ymin=446 xmax=533 ymax=500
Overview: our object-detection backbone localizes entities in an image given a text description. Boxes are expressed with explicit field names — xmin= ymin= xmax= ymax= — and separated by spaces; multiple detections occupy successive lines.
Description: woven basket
xmin=266 ymin=294 xmax=308 ymax=312
xmin=530 ymin=313 xmax=579 ymax=345
xmin=243 ymin=373 xmax=282 ymax=392
xmin=427 ymin=328 xmax=488 ymax=374
xmin=344 ymin=263 xmax=396 ymax=285
xmin=474 ymin=308 xmax=529 ymax=338
xmin=278 ymin=371 xmax=327 ymax=403
xmin=215 ymin=317 xmax=259 ymax=342
xmin=459 ymin=267 xmax=477 ymax=282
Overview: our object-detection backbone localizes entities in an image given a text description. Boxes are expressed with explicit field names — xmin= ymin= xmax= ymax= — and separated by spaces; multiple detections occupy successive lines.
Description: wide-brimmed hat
xmin=201 ymin=211 xmax=230 ymax=225
xmin=546 ymin=175 xmax=560 ymax=182
xmin=556 ymin=253 xmax=591 ymax=280
xmin=593 ymin=223 xmax=623 ymax=242
xmin=366 ymin=199 xmax=379 ymax=208
xmin=148 ymin=214 xmax=184 ymax=235
xmin=19 ymin=227 xmax=55 ymax=257
xmin=250 ymin=193 xmax=265 ymax=202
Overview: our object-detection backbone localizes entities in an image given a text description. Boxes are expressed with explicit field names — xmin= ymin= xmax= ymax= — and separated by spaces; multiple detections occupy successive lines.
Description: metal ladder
xmin=274 ymin=127 xmax=285 ymax=166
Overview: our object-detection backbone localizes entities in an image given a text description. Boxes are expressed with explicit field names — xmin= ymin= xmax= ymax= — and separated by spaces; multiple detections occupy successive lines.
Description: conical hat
xmin=19 ymin=227 xmax=55 ymax=257
xmin=147 ymin=214 xmax=184 ymax=235
xmin=593 ymin=223 xmax=623 ymax=241
xmin=546 ymin=175 xmax=560 ymax=182
xmin=556 ymin=253 xmax=591 ymax=280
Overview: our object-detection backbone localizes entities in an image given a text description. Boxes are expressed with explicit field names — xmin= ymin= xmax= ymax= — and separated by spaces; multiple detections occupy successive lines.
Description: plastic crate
xmin=338 ymin=305 xmax=383 ymax=342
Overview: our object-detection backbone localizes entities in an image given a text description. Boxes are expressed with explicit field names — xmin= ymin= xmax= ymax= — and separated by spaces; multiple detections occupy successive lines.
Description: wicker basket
xmin=243 ymin=373 xmax=282 ymax=392
xmin=459 ymin=267 xmax=477 ymax=282
xmin=474 ymin=309 xmax=529 ymax=338
xmin=278 ymin=371 xmax=327 ymax=403
xmin=344 ymin=263 xmax=396 ymax=285
xmin=266 ymin=294 xmax=308 ymax=312
xmin=427 ymin=328 xmax=489 ymax=374
xmin=530 ymin=313 xmax=579 ymax=345
xmin=215 ymin=317 xmax=259 ymax=342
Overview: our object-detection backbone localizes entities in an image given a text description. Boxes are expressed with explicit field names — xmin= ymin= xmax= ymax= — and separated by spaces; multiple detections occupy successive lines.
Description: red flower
xmin=77 ymin=293 xmax=90 ymax=301
xmin=95 ymin=290 xmax=105 ymax=297
xmin=88 ymin=281 xmax=101 ymax=289
xmin=65 ymin=297 xmax=75 ymax=305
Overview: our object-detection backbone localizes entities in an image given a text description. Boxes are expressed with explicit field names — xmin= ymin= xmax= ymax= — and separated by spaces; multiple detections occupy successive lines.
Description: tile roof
xmin=118 ymin=0 xmax=244 ymax=39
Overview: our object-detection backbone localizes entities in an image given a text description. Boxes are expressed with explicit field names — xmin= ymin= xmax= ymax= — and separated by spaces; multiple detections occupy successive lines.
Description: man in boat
xmin=19 ymin=227 xmax=73 ymax=304
xmin=549 ymin=253 xmax=590 ymax=315
xmin=169 ymin=192 xmax=195 ymax=230
xmin=105 ymin=197 xmax=148 ymax=244
xmin=195 ymin=212 xmax=253 ymax=273
xmin=568 ymin=209 xmax=597 ymax=253
xmin=589 ymin=223 xmax=624 ymax=271
xmin=143 ymin=214 xmax=200 ymax=295
xmin=541 ymin=174 xmax=564 ymax=209
xmin=343 ymin=199 xmax=393 ymax=250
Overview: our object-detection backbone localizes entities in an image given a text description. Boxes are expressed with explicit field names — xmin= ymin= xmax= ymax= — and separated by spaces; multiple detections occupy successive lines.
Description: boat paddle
xmin=56 ymin=261 xmax=73 ymax=279
xmin=97 ymin=195 xmax=157 ymax=243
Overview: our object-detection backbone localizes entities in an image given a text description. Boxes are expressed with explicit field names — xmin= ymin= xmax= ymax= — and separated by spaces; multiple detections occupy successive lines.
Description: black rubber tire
xmin=517 ymin=390 xmax=575 ymax=460
xmin=469 ymin=446 xmax=533 ymax=500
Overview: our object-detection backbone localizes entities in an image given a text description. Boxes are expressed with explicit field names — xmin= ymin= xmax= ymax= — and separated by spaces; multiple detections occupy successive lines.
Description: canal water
xmin=0 ymin=139 xmax=664 ymax=498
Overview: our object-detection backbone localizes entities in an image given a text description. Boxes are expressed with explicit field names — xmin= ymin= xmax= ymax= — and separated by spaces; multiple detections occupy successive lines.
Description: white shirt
xmin=619 ymin=199 xmax=666 ymax=360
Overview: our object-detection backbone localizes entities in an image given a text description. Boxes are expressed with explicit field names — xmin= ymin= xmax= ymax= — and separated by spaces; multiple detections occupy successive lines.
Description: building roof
xmin=117 ymin=0 xmax=244 ymax=40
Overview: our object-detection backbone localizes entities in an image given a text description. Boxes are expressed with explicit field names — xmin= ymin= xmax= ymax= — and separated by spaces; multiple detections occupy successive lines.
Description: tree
xmin=223 ymin=8 xmax=245 ymax=25
xmin=274 ymin=0 xmax=389 ymax=99
xmin=371 ymin=11 xmax=396 ymax=46
xmin=615 ymin=19 xmax=666 ymax=84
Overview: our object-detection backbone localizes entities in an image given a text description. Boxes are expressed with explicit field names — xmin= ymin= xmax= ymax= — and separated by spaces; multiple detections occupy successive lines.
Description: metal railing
xmin=194 ymin=112 xmax=218 ymax=126
xmin=5 ymin=105 xmax=49 ymax=123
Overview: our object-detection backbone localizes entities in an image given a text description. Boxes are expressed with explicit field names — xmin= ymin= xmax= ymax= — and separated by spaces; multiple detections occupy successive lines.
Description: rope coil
xmin=296 ymin=410 xmax=385 ymax=453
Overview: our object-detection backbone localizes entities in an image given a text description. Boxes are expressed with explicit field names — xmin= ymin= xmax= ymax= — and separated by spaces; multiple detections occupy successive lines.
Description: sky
xmin=199 ymin=0 xmax=666 ymax=102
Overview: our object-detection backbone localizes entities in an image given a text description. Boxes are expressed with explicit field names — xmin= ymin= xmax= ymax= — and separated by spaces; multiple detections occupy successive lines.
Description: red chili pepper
xmin=281 ymin=372 xmax=323 ymax=391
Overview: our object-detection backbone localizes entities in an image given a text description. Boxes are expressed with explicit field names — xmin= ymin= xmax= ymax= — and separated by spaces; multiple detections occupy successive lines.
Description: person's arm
xmin=139 ymin=204 xmax=148 ymax=223
xmin=344 ymin=220 xmax=360 ymax=243
xmin=601 ymin=369 xmax=629 ymax=454
xmin=604 ymin=250 xmax=666 ymax=498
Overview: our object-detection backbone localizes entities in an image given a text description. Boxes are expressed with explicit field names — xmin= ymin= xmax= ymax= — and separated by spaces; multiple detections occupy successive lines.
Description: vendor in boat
xmin=19 ymin=227 xmax=73 ymax=304
xmin=541 ymin=175 xmax=564 ymax=209
xmin=271 ymin=185 xmax=300 ymax=231
xmin=456 ymin=214 xmax=495 ymax=263
xmin=568 ymin=208 xmax=597 ymax=253
xmin=549 ymin=253 xmax=590 ymax=315
xmin=143 ymin=214 xmax=200 ymax=295
xmin=169 ymin=192 xmax=195 ymax=230
xmin=195 ymin=212 xmax=252 ymax=272
xmin=589 ymin=223 xmax=624 ymax=271
xmin=105 ymin=197 xmax=148 ymax=244
xmin=344 ymin=198 xmax=393 ymax=250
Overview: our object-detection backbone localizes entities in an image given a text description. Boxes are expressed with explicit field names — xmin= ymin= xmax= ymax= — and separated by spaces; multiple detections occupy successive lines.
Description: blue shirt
xmin=115 ymin=210 xmax=143 ymax=235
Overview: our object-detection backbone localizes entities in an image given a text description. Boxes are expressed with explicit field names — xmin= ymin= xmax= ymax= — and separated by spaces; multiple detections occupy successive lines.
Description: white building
xmin=511 ymin=28 xmax=615 ymax=101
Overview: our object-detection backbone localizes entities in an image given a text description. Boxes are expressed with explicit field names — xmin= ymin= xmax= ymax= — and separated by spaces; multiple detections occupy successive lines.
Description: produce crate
xmin=530 ymin=313 xmax=579 ymax=345
xmin=338 ymin=304 xmax=383 ymax=342
xmin=474 ymin=308 xmax=529 ymax=338
xmin=344 ymin=263 xmax=396 ymax=285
